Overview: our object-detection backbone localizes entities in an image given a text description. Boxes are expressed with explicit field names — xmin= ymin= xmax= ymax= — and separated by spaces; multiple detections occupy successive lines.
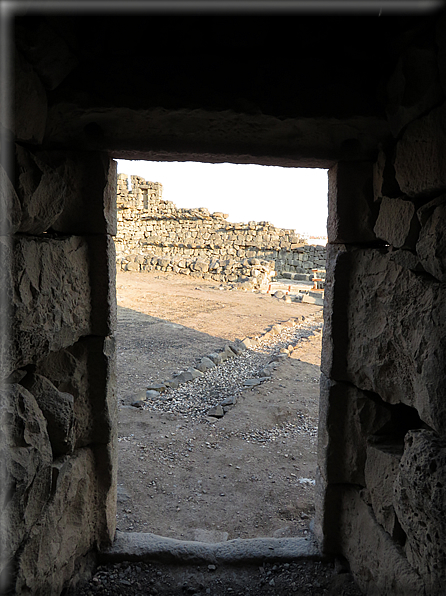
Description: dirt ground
xmin=74 ymin=271 xmax=364 ymax=595
xmin=115 ymin=271 xmax=323 ymax=541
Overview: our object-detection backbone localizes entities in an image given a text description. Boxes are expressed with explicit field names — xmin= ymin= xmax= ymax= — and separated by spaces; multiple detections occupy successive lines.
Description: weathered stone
xmin=14 ymin=448 xmax=99 ymax=596
xmin=325 ymin=246 xmax=445 ymax=433
xmin=10 ymin=236 xmax=92 ymax=373
xmin=174 ymin=371 xmax=194 ymax=384
xmin=373 ymin=196 xmax=419 ymax=249
xmin=386 ymin=45 xmax=444 ymax=137
xmin=207 ymin=352 xmax=224 ymax=365
xmin=22 ymin=373 xmax=75 ymax=457
xmin=145 ymin=390 xmax=160 ymax=399
xmin=364 ymin=440 xmax=403 ymax=539
xmin=15 ymin=19 xmax=78 ymax=90
xmin=146 ymin=383 xmax=166 ymax=393
xmin=318 ymin=376 xmax=392 ymax=486
xmin=416 ymin=197 xmax=445 ymax=281
xmin=0 ymin=384 xmax=52 ymax=579
xmin=0 ymin=163 xmax=22 ymax=234
xmin=13 ymin=49 xmax=47 ymax=144
xmin=372 ymin=144 xmax=401 ymax=202
xmin=197 ymin=357 xmax=216 ymax=373
xmin=88 ymin=234 xmax=117 ymax=338
xmin=51 ymin=153 xmax=117 ymax=236
xmin=223 ymin=344 xmax=237 ymax=359
xmin=337 ymin=487 xmax=425 ymax=596
xmin=394 ymin=105 xmax=446 ymax=198
xmin=327 ymin=161 xmax=379 ymax=244
xmin=186 ymin=367 xmax=204 ymax=379
xmin=15 ymin=149 xmax=67 ymax=235
xmin=393 ymin=429 xmax=445 ymax=595
xmin=207 ymin=405 xmax=224 ymax=418
xmin=193 ymin=259 xmax=209 ymax=272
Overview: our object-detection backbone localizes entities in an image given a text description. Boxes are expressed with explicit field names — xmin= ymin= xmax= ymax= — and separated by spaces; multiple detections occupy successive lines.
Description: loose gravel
xmin=140 ymin=313 xmax=323 ymax=423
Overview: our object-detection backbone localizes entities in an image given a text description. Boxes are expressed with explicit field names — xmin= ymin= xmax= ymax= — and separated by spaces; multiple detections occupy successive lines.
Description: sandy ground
xmin=115 ymin=271 xmax=323 ymax=542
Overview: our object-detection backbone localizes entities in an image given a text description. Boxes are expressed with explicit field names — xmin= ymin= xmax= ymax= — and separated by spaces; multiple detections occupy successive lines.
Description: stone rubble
xmin=135 ymin=312 xmax=323 ymax=426
xmin=114 ymin=173 xmax=327 ymax=288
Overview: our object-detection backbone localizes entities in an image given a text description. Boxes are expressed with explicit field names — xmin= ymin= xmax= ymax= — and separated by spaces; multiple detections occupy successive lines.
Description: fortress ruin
xmin=114 ymin=172 xmax=327 ymax=288
xmin=2 ymin=8 xmax=445 ymax=596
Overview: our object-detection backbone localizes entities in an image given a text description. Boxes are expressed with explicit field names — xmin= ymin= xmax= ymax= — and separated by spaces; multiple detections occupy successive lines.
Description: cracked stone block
xmin=0 ymin=163 xmax=22 ymax=234
xmin=327 ymin=161 xmax=379 ymax=244
xmin=10 ymin=235 xmax=92 ymax=373
xmin=365 ymin=440 xmax=403 ymax=539
xmin=14 ymin=448 xmax=99 ymax=596
xmin=51 ymin=153 xmax=117 ymax=236
xmin=0 ymin=384 xmax=52 ymax=579
xmin=394 ymin=429 xmax=445 ymax=596
xmin=385 ymin=45 xmax=443 ymax=137
xmin=394 ymin=104 xmax=446 ymax=199
xmin=318 ymin=376 xmax=392 ymax=486
xmin=324 ymin=245 xmax=445 ymax=433
xmin=13 ymin=49 xmax=47 ymax=144
xmin=416 ymin=196 xmax=445 ymax=282
xmin=338 ymin=487 xmax=425 ymax=596
xmin=15 ymin=146 xmax=67 ymax=234
xmin=22 ymin=373 xmax=75 ymax=457
xmin=373 ymin=196 xmax=420 ymax=249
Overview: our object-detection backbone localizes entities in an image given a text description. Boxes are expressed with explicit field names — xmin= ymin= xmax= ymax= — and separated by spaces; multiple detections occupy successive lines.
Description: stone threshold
xmin=99 ymin=531 xmax=321 ymax=565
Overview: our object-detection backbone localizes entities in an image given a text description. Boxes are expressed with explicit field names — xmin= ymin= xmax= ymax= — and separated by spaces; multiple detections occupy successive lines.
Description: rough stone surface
xmin=15 ymin=448 xmax=99 ymax=596
xmin=416 ymin=196 xmax=445 ymax=281
xmin=22 ymin=373 xmax=75 ymax=457
xmin=364 ymin=440 xmax=403 ymax=539
xmin=0 ymin=384 xmax=52 ymax=583
xmin=318 ymin=376 xmax=392 ymax=486
xmin=337 ymin=487 xmax=425 ymax=596
xmin=394 ymin=104 xmax=446 ymax=199
xmin=0 ymin=163 xmax=22 ymax=234
xmin=327 ymin=161 xmax=379 ymax=245
xmin=393 ymin=429 xmax=446 ymax=596
xmin=10 ymin=235 xmax=92 ymax=374
xmin=52 ymin=153 xmax=117 ymax=236
xmin=373 ymin=196 xmax=419 ymax=249
xmin=13 ymin=49 xmax=47 ymax=144
xmin=114 ymin=173 xmax=326 ymax=285
xmin=100 ymin=531 xmax=319 ymax=565
xmin=15 ymin=147 xmax=67 ymax=234
xmin=329 ymin=246 xmax=445 ymax=433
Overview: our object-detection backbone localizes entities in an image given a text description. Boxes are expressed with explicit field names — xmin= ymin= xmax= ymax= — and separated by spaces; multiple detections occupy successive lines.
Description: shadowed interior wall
xmin=1 ymin=10 xmax=445 ymax=596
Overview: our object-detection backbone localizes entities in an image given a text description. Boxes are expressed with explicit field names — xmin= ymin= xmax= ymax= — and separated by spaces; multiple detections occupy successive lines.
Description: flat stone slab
xmin=100 ymin=531 xmax=321 ymax=565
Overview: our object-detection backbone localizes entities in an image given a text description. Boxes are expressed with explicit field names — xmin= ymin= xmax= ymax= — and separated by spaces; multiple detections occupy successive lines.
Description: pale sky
xmin=115 ymin=160 xmax=329 ymax=237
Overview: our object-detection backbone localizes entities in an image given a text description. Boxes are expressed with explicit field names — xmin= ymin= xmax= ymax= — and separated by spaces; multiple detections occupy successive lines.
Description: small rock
xmin=186 ymin=367 xmax=204 ymax=379
xmin=131 ymin=400 xmax=144 ymax=408
xmin=207 ymin=405 xmax=224 ymax=418
xmin=220 ymin=396 xmax=237 ymax=407
xmin=146 ymin=390 xmax=160 ymax=399
xmin=146 ymin=383 xmax=166 ymax=393
xmin=243 ymin=378 xmax=262 ymax=387
xmin=197 ymin=357 xmax=216 ymax=372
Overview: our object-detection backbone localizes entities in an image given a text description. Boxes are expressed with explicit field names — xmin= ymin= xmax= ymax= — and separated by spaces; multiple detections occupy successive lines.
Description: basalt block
xmin=393 ymin=429 xmax=445 ymax=596
xmin=10 ymin=235 xmax=91 ymax=373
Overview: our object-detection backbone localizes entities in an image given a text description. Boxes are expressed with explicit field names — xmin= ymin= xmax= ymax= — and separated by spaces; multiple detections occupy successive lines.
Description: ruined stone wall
xmin=114 ymin=173 xmax=326 ymax=288
xmin=316 ymin=22 xmax=445 ymax=596
xmin=1 ymin=142 xmax=118 ymax=591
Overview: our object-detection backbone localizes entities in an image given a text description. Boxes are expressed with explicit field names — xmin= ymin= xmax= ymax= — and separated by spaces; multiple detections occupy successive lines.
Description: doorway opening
xmin=113 ymin=159 xmax=328 ymax=544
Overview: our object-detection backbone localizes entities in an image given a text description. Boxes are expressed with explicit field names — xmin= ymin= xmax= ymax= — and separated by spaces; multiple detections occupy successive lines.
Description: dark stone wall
xmin=1 ymin=9 xmax=445 ymax=595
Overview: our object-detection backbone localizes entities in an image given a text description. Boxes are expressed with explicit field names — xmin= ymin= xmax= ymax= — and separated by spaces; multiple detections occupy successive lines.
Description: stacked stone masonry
xmin=114 ymin=173 xmax=327 ymax=289
xmin=3 ymin=11 xmax=445 ymax=596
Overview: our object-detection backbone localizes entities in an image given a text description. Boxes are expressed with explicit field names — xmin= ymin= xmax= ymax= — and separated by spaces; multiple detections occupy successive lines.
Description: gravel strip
xmin=139 ymin=313 xmax=323 ymax=422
